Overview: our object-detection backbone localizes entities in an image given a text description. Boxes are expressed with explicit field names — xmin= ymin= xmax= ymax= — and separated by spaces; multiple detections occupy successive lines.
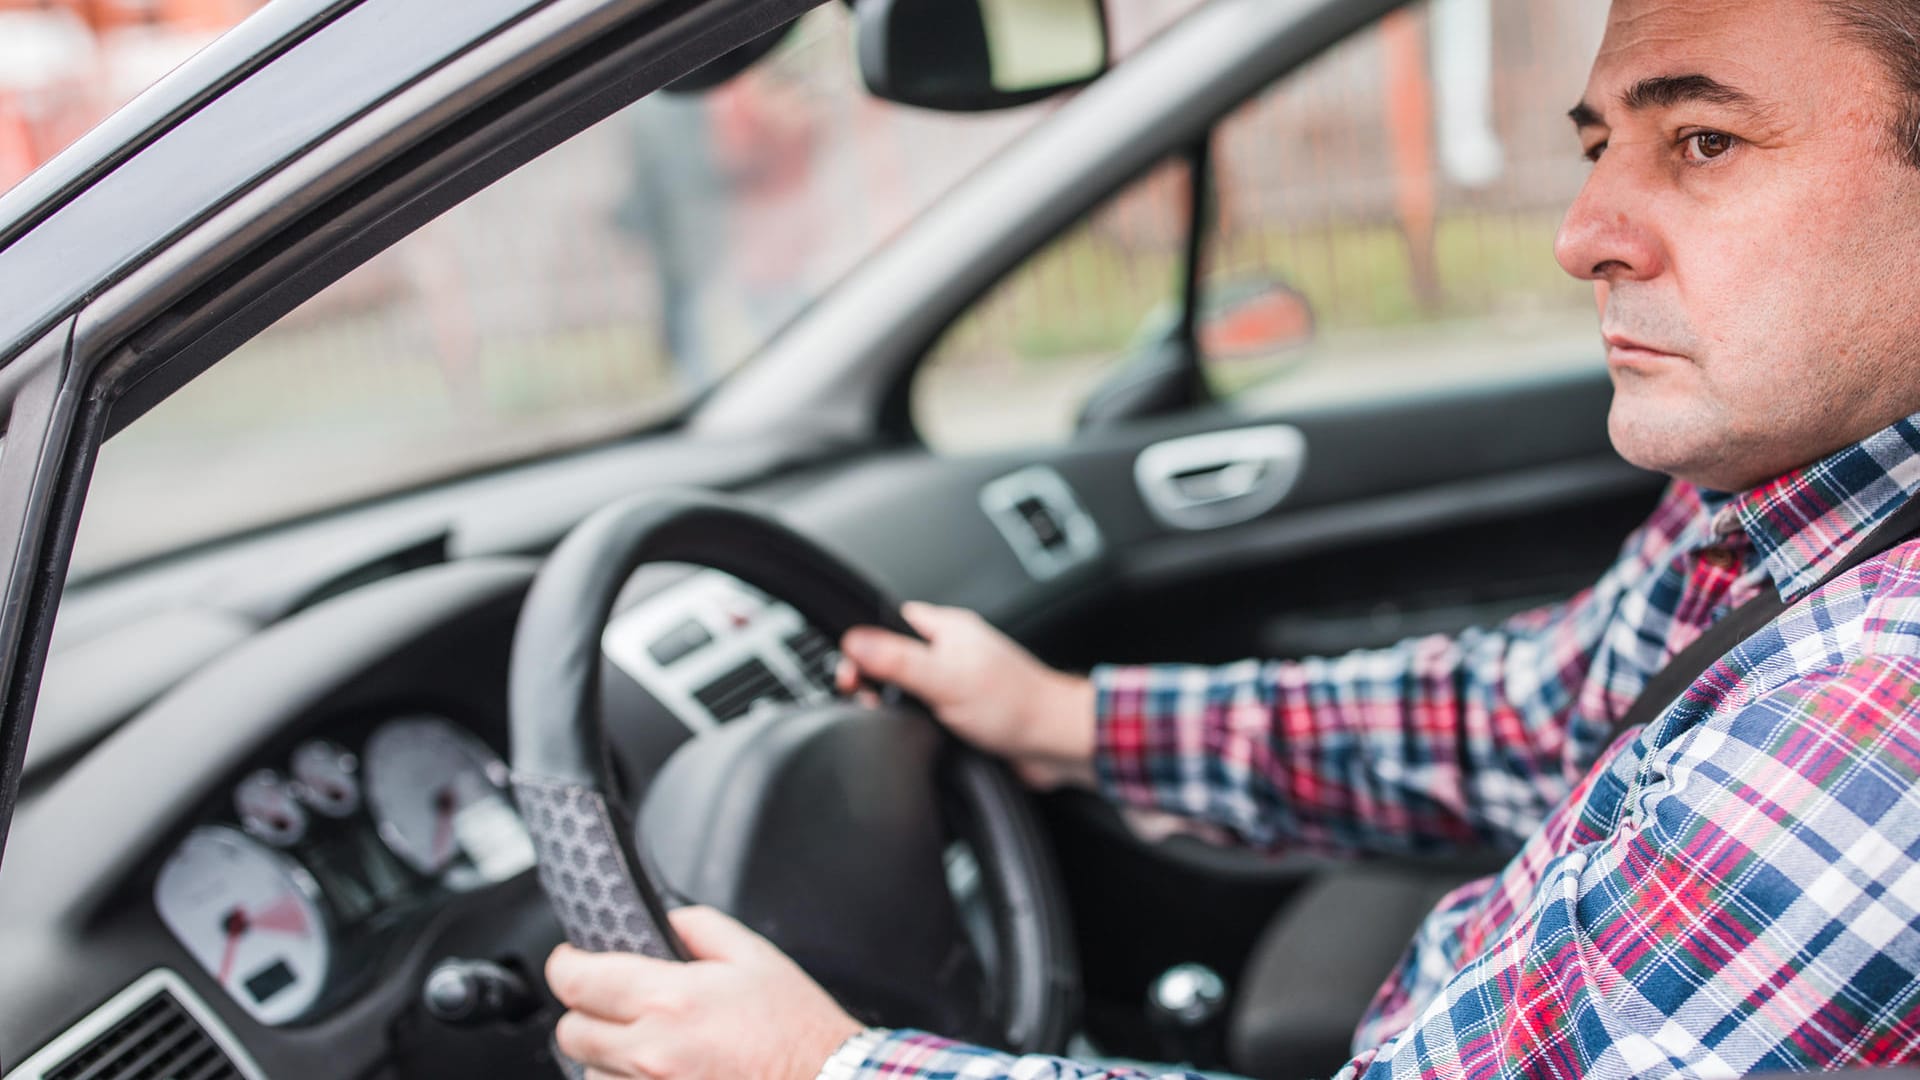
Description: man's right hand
xmin=837 ymin=602 xmax=1097 ymax=791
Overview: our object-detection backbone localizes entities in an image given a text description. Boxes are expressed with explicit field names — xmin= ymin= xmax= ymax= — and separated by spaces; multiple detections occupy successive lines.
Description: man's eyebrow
xmin=1567 ymin=74 xmax=1766 ymax=128
xmin=1623 ymin=73 xmax=1761 ymax=112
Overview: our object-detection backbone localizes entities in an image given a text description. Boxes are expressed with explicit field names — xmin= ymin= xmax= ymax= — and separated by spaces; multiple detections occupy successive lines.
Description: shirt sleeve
xmin=1086 ymin=488 xmax=1689 ymax=856
xmin=1338 ymin=653 xmax=1920 ymax=1077
xmin=837 ymin=655 xmax=1920 ymax=1080
xmin=825 ymin=1028 xmax=1213 ymax=1079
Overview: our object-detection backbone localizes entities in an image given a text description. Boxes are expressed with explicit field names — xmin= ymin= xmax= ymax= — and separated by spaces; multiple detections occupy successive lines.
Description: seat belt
xmin=1608 ymin=494 xmax=1920 ymax=744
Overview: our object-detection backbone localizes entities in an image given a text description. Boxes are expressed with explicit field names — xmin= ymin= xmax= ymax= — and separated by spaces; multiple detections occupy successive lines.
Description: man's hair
xmin=1823 ymin=1 xmax=1920 ymax=167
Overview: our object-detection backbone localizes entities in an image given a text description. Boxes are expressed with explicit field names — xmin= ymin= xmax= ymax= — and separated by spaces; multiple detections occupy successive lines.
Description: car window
xmin=1200 ymin=0 xmax=1605 ymax=410
xmin=910 ymin=0 xmax=1607 ymax=454
xmin=911 ymin=158 xmax=1193 ymax=454
xmin=64 ymin=2 xmax=1206 ymax=578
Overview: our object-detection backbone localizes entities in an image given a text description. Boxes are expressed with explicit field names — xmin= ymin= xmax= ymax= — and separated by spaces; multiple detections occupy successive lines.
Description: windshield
xmin=61 ymin=0 xmax=1204 ymax=578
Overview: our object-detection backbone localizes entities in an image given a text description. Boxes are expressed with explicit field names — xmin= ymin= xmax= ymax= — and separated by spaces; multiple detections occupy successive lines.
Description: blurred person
xmin=1429 ymin=0 xmax=1504 ymax=189
xmin=710 ymin=71 xmax=821 ymax=343
xmin=614 ymin=92 xmax=725 ymax=386
xmin=0 ymin=7 xmax=96 ymax=189
xmin=544 ymin=1 xmax=1920 ymax=1077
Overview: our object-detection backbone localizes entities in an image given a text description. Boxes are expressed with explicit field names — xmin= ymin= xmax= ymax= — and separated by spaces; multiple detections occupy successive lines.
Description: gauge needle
xmin=217 ymin=908 xmax=248 ymax=984
xmin=430 ymin=787 xmax=458 ymax=866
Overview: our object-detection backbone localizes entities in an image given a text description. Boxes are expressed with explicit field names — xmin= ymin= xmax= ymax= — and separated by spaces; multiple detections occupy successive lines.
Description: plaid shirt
xmin=832 ymin=416 xmax=1920 ymax=1079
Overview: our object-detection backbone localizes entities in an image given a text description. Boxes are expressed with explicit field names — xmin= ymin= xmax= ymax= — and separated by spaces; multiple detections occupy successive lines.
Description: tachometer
xmin=154 ymin=826 xmax=332 ymax=1026
xmin=362 ymin=716 xmax=534 ymax=888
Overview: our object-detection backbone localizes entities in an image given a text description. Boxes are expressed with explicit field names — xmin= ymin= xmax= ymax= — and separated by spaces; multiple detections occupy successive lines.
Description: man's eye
xmin=1683 ymin=131 xmax=1736 ymax=162
xmin=1583 ymin=141 xmax=1607 ymax=163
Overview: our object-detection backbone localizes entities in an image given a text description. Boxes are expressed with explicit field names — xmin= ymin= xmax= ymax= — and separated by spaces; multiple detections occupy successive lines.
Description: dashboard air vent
xmin=693 ymin=658 xmax=791 ymax=722
xmin=12 ymin=972 xmax=259 ymax=1080
xmin=44 ymin=989 xmax=239 ymax=1080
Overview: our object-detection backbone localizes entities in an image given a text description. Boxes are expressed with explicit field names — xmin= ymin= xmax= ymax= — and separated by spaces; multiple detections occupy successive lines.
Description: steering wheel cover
xmin=508 ymin=490 xmax=1077 ymax=1052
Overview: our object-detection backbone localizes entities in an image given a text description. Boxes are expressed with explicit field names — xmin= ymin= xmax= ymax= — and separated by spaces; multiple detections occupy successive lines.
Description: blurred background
xmin=0 ymin=0 xmax=1605 ymax=576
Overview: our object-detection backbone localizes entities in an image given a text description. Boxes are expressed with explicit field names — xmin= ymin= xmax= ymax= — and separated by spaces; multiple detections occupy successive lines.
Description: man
xmin=541 ymin=0 xmax=1920 ymax=1075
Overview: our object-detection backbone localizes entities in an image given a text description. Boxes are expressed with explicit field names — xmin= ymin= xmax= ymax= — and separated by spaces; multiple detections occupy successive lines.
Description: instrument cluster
xmin=152 ymin=714 xmax=535 ymax=1027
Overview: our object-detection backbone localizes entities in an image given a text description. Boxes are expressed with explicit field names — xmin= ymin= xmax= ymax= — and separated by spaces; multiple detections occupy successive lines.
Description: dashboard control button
xmin=646 ymin=618 xmax=712 ymax=666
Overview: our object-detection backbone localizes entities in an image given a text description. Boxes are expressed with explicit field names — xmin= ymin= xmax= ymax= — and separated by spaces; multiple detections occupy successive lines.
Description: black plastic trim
xmin=0 ymin=321 xmax=80 ymax=874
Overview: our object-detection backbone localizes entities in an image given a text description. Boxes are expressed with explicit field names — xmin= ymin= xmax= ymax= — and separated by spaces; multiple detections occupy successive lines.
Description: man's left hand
xmin=546 ymin=906 xmax=863 ymax=1080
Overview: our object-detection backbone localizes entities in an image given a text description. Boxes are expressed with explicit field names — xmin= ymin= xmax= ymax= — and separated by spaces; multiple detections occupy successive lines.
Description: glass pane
xmin=912 ymin=158 xmax=1190 ymax=454
xmin=73 ymin=3 xmax=1190 ymax=576
xmin=1201 ymin=0 xmax=1609 ymax=410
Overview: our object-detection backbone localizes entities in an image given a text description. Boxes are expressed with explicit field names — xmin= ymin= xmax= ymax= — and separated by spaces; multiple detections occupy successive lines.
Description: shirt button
xmin=1699 ymin=546 xmax=1739 ymax=570
xmin=1710 ymin=506 xmax=1743 ymax=538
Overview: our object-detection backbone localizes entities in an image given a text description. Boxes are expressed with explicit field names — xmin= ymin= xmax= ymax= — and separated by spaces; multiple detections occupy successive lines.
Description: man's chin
xmin=1607 ymin=395 xmax=1738 ymax=490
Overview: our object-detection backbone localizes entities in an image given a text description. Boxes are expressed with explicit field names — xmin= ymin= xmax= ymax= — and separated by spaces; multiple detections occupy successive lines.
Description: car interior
xmin=0 ymin=1 xmax=1681 ymax=1078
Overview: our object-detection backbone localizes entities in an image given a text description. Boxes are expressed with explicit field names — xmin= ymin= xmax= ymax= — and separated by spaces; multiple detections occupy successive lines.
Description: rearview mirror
xmin=856 ymin=0 xmax=1110 ymax=112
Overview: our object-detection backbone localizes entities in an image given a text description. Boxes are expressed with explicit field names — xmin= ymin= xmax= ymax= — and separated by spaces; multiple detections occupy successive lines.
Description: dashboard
xmin=153 ymin=714 xmax=533 ymax=1028
xmin=0 ymin=448 xmax=1123 ymax=1080
xmin=0 ymin=390 xmax=1649 ymax=1080
xmin=128 ymin=565 xmax=853 ymax=1043
xmin=601 ymin=569 xmax=840 ymax=729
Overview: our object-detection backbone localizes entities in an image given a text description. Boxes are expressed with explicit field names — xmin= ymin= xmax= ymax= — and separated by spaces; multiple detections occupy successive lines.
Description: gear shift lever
xmin=1146 ymin=962 xmax=1229 ymax=1067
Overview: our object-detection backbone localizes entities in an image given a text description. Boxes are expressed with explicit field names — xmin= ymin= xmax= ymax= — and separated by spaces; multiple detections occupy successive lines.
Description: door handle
xmin=1134 ymin=425 xmax=1306 ymax=530
xmin=1166 ymin=460 xmax=1267 ymax=504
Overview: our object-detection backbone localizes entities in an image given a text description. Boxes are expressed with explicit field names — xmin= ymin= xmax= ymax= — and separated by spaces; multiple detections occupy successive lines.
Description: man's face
xmin=1556 ymin=0 xmax=1920 ymax=493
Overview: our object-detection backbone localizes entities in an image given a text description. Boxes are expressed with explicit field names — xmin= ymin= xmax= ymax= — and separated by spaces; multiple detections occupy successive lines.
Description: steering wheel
xmin=506 ymin=491 xmax=1078 ymax=1054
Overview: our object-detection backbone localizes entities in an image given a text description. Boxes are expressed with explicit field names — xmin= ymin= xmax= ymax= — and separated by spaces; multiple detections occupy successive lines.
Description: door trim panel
xmin=1121 ymin=454 xmax=1659 ymax=589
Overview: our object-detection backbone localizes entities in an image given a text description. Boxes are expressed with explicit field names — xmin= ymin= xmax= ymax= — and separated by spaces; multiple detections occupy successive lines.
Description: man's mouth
xmin=1603 ymin=331 xmax=1687 ymax=367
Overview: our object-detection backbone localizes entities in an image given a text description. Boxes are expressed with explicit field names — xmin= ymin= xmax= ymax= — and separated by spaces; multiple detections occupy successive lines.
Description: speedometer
xmin=362 ymin=716 xmax=534 ymax=889
xmin=154 ymin=826 xmax=332 ymax=1026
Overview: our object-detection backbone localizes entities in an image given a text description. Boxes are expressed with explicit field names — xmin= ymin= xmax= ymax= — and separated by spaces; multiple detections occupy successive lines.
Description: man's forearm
xmin=1086 ymin=594 xmax=1612 ymax=856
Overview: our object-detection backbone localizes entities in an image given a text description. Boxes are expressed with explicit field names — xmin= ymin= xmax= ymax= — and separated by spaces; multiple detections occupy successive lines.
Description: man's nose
xmin=1554 ymin=159 xmax=1665 ymax=285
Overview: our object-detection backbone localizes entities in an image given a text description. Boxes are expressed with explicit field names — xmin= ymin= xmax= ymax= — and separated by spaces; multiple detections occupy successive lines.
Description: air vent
xmin=783 ymin=627 xmax=837 ymax=690
xmin=692 ymin=658 xmax=791 ymax=722
xmin=10 ymin=971 xmax=260 ymax=1080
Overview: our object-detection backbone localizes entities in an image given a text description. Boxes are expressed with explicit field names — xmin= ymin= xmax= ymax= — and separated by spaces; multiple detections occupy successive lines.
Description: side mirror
xmin=1199 ymin=278 xmax=1316 ymax=361
xmin=855 ymin=0 xmax=1110 ymax=112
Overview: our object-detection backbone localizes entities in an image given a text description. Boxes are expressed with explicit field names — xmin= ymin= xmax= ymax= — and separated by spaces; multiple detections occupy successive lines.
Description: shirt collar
xmin=1718 ymin=415 xmax=1920 ymax=601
